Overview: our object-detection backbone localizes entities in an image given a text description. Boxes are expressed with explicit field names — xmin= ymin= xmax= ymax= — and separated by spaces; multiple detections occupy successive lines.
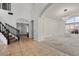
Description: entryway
xmin=16 ymin=20 xmax=34 ymax=39
xmin=17 ymin=23 xmax=29 ymax=37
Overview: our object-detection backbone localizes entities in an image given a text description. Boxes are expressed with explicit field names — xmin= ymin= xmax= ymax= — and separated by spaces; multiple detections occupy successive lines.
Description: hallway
xmin=0 ymin=36 xmax=68 ymax=56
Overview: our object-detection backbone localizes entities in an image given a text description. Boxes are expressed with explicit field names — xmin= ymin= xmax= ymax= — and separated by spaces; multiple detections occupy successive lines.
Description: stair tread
xmin=0 ymin=22 xmax=20 ymax=45
xmin=9 ymin=37 xmax=15 ymax=39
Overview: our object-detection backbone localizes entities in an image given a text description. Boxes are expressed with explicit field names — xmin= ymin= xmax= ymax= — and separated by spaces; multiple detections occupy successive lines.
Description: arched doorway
xmin=16 ymin=18 xmax=34 ymax=39
xmin=17 ymin=23 xmax=29 ymax=37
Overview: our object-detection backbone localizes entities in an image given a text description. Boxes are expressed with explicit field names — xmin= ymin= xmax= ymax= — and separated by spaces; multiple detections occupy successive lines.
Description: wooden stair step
xmin=9 ymin=37 xmax=15 ymax=40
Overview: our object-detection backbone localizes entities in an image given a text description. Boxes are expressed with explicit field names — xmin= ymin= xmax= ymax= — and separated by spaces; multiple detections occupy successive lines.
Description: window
xmin=0 ymin=3 xmax=11 ymax=11
xmin=65 ymin=16 xmax=79 ymax=34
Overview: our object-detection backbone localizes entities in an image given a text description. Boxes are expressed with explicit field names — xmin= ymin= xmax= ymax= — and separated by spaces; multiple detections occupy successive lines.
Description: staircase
xmin=0 ymin=22 xmax=20 ymax=45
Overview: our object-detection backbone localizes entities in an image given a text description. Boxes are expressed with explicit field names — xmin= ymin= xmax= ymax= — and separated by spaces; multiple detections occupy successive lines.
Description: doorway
xmin=17 ymin=23 xmax=29 ymax=37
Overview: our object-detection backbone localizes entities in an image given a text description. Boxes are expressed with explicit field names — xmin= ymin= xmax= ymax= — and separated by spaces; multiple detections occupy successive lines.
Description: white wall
xmin=0 ymin=8 xmax=16 ymax=27
xmin=0 ymin=33 xmax=7 ymax=45
xmin=33 ymin=17 xmax=38 ymax=40
xmin=29 ymin=21 xmax=33 ymax=38
xmin=35 ymin=16 xmax=65 ymax=41
xmin=0 ymin=3 xmax=33 ymax=28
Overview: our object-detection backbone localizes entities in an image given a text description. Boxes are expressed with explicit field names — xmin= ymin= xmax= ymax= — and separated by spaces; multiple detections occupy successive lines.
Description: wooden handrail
xmin=5 ymin=23 xmax=19 ymax=31
xmin=5 ymin=23 xmax=20 ymax=40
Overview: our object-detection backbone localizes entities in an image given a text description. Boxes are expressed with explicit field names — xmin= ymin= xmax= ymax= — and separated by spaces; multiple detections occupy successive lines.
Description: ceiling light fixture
xmin=64 ymin=9 xmax=67 ymax=12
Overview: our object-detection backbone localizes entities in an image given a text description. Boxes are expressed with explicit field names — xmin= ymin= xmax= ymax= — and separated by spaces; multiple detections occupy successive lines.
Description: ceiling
xmin=12 ymin=3 xmax=49 ymax=20
xmin=42 ymin=3 xmax=79 ymax=20
xmin=11 ymin=3 xmax=79 ymax=21
xmin=31 ymin=3 xmax=49 ymax=17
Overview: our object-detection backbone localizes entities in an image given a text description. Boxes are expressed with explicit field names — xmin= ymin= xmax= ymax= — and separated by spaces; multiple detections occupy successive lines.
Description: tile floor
xmin=42 ymin=36 xmax=79 ymax=56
